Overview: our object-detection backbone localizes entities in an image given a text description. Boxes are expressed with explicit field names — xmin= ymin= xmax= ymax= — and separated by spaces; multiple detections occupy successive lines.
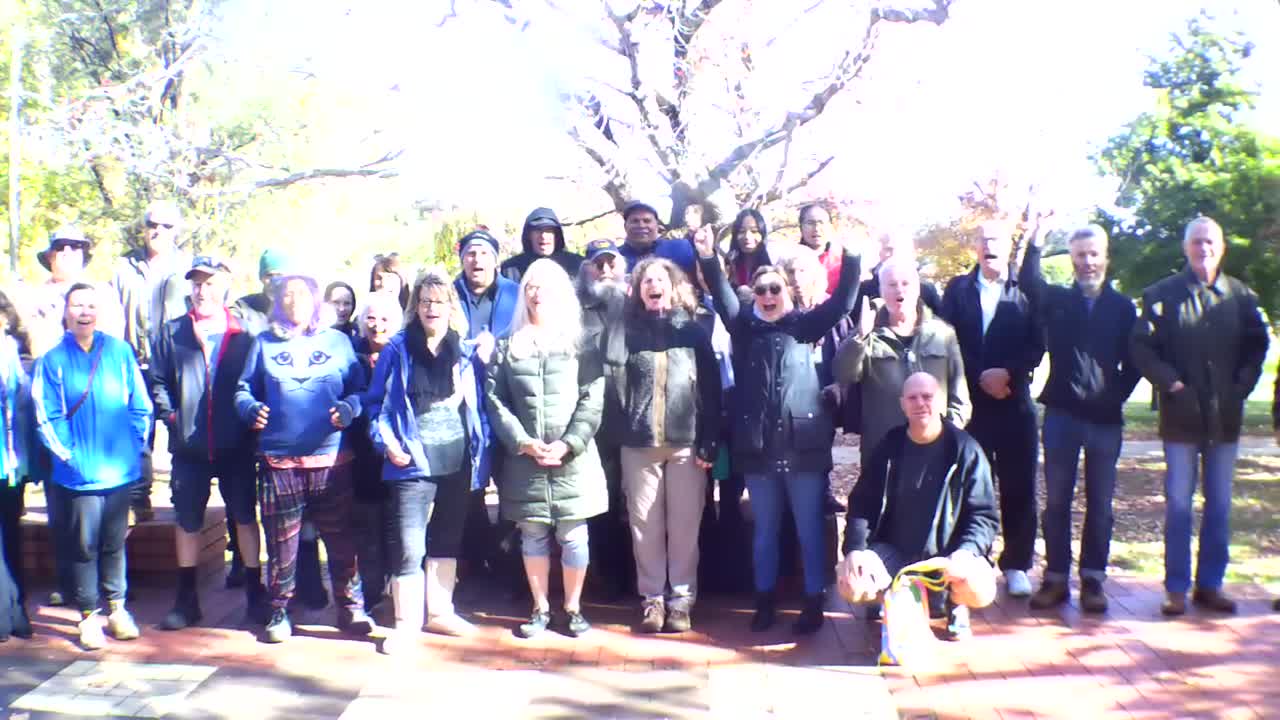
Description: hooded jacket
xmin=234 ymin=325 xmax=365 ymax=460
xmin=499 ymin=208 xmax=584 ymax=283
xmin=150 ymin=309 xmax=256 ymax=461
xmin=842 ymin=422 xmax=997 ymax=560
xmin=366 ymin=330 xmax=493 ymax=490
xmin=32 ymin=331 xmax=153 ymax=491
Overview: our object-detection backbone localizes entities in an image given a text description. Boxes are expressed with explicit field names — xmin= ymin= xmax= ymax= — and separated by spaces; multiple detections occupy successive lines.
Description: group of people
xmin=0 ymin=197 xmax=1274 ymax=657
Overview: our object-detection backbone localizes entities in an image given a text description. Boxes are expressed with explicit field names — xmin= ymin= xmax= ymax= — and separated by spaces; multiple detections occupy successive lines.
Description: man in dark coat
xmin=1131 ymin=216 xmax=1268 ymax=616
xmin=939 ymin=219 xmax=1045 ymax=599
xmin=500 ymin=207 xmax=584 ymax=283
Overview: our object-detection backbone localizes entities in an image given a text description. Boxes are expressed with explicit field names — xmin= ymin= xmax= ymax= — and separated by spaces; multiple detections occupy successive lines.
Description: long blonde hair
xmin=508 ymin=258 xmax=582 ymax=356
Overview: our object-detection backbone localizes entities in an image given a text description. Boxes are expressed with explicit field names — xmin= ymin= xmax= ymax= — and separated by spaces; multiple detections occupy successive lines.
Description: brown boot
xmin=1029 ymin=579 xmax=1069 ymax=610
xmin=1079 ymin=578 xmax=1108 ymax=614
xmin=1161 ymin=592 xmax=1187 ymax=617
xmin=1191 ymin=588 xmax=1237 ymax=614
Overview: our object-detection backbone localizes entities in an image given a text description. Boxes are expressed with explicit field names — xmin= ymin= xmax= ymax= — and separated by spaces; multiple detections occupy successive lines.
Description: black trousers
xmin=966 ymin=400 xmax=1039 ymax=572
xmin=587 ymin=444 xmax=634 ymax=595
xmin=0 ymin=483 xmax=24 ymax=603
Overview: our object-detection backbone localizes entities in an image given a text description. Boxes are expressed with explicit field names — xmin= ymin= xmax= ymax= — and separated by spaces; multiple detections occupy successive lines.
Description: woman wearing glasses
xmin=367 ymin=269 xmax=492 ymax=653
xmin=694 ymin=224 xmax=861 ymax=636
xmin=601 ymin=257 xmax=720 ymax=634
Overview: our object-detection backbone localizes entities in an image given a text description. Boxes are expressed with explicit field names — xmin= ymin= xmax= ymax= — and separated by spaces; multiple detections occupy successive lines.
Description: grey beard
xmin=577 ymin=273 xmax=627 ymax=304
xmin=1077 ymin=277 xmax=1104 ymax=297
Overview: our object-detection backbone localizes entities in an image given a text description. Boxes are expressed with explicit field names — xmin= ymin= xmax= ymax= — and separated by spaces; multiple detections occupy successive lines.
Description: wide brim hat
xmin=37 ymin=225 xmax=93 ymax=271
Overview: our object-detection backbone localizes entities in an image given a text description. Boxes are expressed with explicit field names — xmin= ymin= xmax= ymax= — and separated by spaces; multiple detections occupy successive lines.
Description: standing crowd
xmin=0 ymin=199 xmax=1277 ymax=655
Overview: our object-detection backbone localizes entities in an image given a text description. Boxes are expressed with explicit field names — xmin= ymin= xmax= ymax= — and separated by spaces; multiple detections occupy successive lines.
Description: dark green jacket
xmin=485 ymin=337 xmax=607 ymax=523
xmin=1130 ymin=267 xmax=1269 ymax=443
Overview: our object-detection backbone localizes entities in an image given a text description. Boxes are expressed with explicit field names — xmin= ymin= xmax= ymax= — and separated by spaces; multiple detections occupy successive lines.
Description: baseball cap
xmin=584 ymin=238 xmax=622 ymax=262
xmin=185 ymin=255 xmax=231 ymax=279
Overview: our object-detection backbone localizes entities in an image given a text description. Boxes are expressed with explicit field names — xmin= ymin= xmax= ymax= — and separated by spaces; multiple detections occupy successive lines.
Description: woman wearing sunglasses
xmin=694 ymin=223 xmax=862 ymax=636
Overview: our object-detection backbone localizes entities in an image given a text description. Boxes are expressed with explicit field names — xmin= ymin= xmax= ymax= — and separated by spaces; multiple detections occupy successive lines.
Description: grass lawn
xmin=1123 ymin=399 xmax=1274 ymax=439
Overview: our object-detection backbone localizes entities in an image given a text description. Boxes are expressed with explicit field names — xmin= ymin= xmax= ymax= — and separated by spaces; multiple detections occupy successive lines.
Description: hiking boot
xmin=565 ymin=610 xmax=591 ymax=638
xmin=1161 ymin=592 xmax=1187 ymax=617
xmin=517 ymin=609 xmax=551 ymax=639
xmin=337 ymin=607 xmax=375 ymax=636
xmin=1080 ymin=578 xmax=1108 ymax=614
xmin=1029 ymin=579 xmax=1070 ymax=610
xmin=106 ymin=606 xmax=140 ymax=641
xmin=793 ymin=593 xmax=826 ymax=636
xmin=78 ymin=611 xmax=106 ymax=651
xmin=160 ymin=598 xmax=203 ymax=631
xmin=639 ymin=598 xmax=665 ymax=634
xmin=264 ymin=608 xmax=292 ymax=643
xmin=1191 ymin=588 xmax=1237 ymax=614
xmin=749 ymin=592 xmax=776 ymax=633
xmin=664 ymin=600 xmax=692 ymax=633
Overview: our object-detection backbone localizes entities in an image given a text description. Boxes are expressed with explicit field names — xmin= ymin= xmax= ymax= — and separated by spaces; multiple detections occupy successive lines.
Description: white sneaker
xmin=1005 ymin=570 xmax=1033 ymax=598
xmin=107 ymin=608 xmax=141 ymax=641
xmin=78 ymin=612 xmax=106 ymax=650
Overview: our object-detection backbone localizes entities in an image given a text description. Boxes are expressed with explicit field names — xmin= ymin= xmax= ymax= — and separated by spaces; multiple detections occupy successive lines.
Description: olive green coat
xmin=485 ymin=337 xmax=607 ymax=523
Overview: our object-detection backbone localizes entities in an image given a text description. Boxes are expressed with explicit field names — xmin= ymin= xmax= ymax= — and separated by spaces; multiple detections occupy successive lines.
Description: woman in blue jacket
xmin=366 ymin=268 xmax=492 ymax=654
xmin=0 ymin=292 xmax=32 ymax=641
xmin=32 ymin=283 xmax=152 ymax=650
xmin=235 ymin=268 xmax=370 ymax=644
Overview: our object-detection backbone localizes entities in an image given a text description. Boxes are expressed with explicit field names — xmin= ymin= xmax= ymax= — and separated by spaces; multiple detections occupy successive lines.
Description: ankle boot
xmin=424 ymin=559 xmax=476 ymax=637
xmin=750 ymin=592 xmax=776 ymax=632
xmin=793 ymin=593 xmax=826 ymax=635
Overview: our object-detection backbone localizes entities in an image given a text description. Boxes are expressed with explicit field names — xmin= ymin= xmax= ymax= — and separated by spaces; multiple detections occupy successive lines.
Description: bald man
xmin=839 ymin=372 xmax=998 ymax=639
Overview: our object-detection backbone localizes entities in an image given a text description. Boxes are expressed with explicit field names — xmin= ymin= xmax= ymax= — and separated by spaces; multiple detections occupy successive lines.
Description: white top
xmin=975 ymin=272 xmax=1005 ymax=336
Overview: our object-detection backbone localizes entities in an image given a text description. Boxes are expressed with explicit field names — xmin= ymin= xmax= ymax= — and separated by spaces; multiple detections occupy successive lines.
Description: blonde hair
xmin=407 ymin=266 xmax=467 ymax=337
xmin=509 ymin=258 xmax=582 ymax=356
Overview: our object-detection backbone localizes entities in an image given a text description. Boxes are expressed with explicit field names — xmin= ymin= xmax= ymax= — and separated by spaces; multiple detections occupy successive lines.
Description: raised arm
xmin=792 ymin=250 xmax=861 ymax=344
xmin=692 ymin=327 xmax=722 ymax=464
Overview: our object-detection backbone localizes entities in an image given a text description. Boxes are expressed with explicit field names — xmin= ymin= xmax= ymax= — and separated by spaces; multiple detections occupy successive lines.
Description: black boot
xmin=793 ymin=593 xmax=826 ymax=635
xmin=749 ymin=592 xmax=776 ymax=632
xmin=293 ymin=538 xmax=329 ymax=611
xmin=161 ymin=567 xmax=203 ymax=630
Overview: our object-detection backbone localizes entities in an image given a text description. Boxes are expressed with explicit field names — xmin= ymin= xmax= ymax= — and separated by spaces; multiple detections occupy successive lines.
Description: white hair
xmin=359 ymin=290 xmax=405 ymax=339
xmin=1183 ymin=216 xmax=1223 ymax=244
xmin=1069 ymin=224 xmax=1110 ymax=246
xmin=877 ymin=256 xmax=920 ymax=286
xmin=509 ymin=258 xmax=582 ymax=356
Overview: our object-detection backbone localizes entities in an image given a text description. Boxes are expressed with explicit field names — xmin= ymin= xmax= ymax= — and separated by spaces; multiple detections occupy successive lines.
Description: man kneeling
xmin=838 ymin=372 xmax=999 ymax=639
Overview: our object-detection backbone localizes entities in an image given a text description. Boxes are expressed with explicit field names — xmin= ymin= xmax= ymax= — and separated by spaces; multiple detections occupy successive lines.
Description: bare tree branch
xmin=190 ymin=163 xmax=400 ymax=197
xmin=762 ymin=156 xmax=835 ymax=204
xmin=605 ymin=1 xmax=678 ymax=177
xmin=562 ymin=207 xmax=618 ymax=226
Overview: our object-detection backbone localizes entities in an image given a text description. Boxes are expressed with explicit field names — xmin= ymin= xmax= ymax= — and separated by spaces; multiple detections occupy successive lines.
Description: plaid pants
xmin=260 ymin=462 xmax=363 ymax=611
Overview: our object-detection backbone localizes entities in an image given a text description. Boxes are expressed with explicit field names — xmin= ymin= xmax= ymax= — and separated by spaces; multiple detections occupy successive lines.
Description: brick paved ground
xmin=3 ymin=567 xmax=1278 ymax=719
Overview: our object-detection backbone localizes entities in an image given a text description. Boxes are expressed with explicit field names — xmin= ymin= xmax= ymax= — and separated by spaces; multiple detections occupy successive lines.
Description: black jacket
xmin=940 ymin=266 xmax=1045 ymax=416
xmin=499 ymin=207 xmax=584 ymax=282
xmin=1018 ymin=245 xmax=1141 ymax=425
xmin=700 ymin=249 xmax=861 ymax=474
xmin=1131 ymin=267 xmax=1268 ymax=443
xmin=150 ymin=310 xmax=257 ymax=461
xmin=842 ymin=422 xmax=998 ymax=559
xmin=602 ymin=308 xmax=721 ymax=462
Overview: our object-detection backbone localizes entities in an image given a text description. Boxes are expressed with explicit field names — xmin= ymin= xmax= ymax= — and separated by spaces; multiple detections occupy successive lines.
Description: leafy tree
xmin=1093 ymin=12 xmax=1280 ymax=311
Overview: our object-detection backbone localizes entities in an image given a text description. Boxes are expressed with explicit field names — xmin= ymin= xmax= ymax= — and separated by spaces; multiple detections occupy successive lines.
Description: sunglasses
xmin=51 ymin=240 xmax=89 ymax=252
xmin=145 ymin=220 xmax=175 ymax=230
xmin=753 ymin=283 xmax=785 ymax=297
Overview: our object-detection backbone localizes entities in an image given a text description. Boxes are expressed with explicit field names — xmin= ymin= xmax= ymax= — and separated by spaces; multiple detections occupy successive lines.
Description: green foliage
xmin=1093 ymin=12 xmax=1280 ymax=316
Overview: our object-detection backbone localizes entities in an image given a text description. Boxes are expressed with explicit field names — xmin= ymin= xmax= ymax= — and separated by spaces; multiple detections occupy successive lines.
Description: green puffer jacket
xmin=485 ymin=337 xmax=608 ymax=523
xmin=1130 ymin=268 xmax=1269 ymax=444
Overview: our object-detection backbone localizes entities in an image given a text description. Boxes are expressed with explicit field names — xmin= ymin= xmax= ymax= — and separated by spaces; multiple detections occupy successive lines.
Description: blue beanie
xmin=458 ymin=230 xmax=500 ymax=258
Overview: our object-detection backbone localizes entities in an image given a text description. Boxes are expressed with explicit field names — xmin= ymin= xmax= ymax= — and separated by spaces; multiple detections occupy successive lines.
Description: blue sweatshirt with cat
xmin=234 ymin=326 xmax=365 ymax=459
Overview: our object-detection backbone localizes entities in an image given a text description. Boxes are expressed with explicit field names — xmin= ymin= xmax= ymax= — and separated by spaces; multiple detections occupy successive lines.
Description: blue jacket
xmin=234 ymin=326 xmax=365 ymax=459
xmin=365 ymin=331 xmax=492 ymax=490
xmin=0 ymin=336 xmax=31 ymax=487
xmin=453 ymin=275 xmax=520 ymax=341
xmin=32 ymin=332 xmax=153 ymax=491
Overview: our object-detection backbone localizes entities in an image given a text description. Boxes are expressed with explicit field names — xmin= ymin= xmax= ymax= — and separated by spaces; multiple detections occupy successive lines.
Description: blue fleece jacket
xmin=234 ymin=326 xmax=365 ymax=458
xmin=0 ymin=336 xmax=30 ymax=487
xmin=32 ymin=332 xmax=153 ymax=491
xmin=364 ymin=331 xmax=493 ymax=490
xmin=453 ymin=275 xmax=519 ymax=341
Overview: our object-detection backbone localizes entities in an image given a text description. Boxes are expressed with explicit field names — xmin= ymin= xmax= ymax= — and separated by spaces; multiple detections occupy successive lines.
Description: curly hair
xmin=626 ymin=257 xmax=700 ymax=319
xmin=407 ymin=267 xmax=468 ymax=338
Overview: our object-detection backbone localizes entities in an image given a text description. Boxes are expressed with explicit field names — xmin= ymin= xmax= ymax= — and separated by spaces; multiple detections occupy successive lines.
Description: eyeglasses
xmin=145 ymin=220 xmax=175 ymax=230
xmin=418 ymin=298 xmax=450 ymax=308
xmin=753 ymin=283 xmax=785 ymax=297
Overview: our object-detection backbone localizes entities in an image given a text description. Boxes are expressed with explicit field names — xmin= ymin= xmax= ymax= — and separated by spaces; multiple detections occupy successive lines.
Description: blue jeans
xmin=745 ymin=471 xmax=827 ymax=596
xmin=49 ymin=483 xmax=131 ymax=613
xmin=387 ymin=473 xmax=469 ymax=578
xmin=1162 ymin=441 xmax=1238 ymax=594
xmin=1041 ymin=409 xmax=1122 ymax=582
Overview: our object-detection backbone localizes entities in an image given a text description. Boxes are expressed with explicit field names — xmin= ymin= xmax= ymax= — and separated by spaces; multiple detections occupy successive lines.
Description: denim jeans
xmin=387 ymin=472 xmax=469 ymax=578
xmin=1041 ymin=409 xmax=1122 ymax=582
xmin=745 ymin=471 xmax=827 ymax=596
xmin=49 ymin=482 xmax=131 ymax=613
xmin=1163 ymin=441 xmax=1238 ymax=594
